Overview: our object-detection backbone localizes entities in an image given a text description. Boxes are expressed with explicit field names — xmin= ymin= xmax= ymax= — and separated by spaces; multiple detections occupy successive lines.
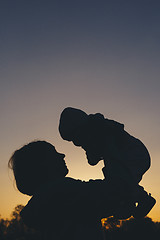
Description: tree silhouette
xmin=0 ymin=217 xmax=9 ymax=240
xmin=102 ymin=216 xmax=121 ymax=230
xmin=0 ymin=205 xmax=42 ymax=240
xmin=10 ymin=205 xmax=24 ymax=221
xmin=102 ymin=216 xmax=160 ymax=240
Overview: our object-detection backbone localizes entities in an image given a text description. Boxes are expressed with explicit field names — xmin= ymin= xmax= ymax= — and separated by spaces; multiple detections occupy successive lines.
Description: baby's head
xmin=8 ymin=141 xmax=68 ymax=196
xmin=59 ymin=107 xmax=105 ymax=165
xmin=59 ymin=107 xmax=88 ymax=145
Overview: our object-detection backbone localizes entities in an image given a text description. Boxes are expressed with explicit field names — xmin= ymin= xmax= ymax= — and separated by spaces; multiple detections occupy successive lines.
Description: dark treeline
xmin=0 ymin=205 xmax=42 ymax=240
xmin=102 ymin=216 xmax=160 ymax=240
xmin=1 ymin=205 xmax=160 ymax=240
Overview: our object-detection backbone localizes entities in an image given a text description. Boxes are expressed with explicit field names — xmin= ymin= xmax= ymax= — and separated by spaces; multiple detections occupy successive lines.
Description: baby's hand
xmin=86 ymin=151 xmax=102 ymax=166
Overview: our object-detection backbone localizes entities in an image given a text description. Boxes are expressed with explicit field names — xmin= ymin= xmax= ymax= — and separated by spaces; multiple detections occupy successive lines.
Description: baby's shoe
xmin=132 ymin=193 xmax=156 ymax=219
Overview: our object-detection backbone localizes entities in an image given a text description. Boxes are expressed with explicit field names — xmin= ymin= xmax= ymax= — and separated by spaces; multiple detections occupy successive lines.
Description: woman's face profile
xmin=52 ymin=149 xmax=69 ymax=177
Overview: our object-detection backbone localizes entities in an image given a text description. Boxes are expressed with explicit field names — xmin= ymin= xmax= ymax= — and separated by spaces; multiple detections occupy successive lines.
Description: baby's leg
xmin=102 ymin=156 xmax=135 ymax=189
xmin=132 ymin=185 xmax=156 ymax=219
xmin=102 ymin=157 xmax=156 ymax=219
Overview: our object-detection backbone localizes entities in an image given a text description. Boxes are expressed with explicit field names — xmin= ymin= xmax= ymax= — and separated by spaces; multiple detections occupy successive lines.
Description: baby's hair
xmin=8 ymin=141 xmax=57 ymax=196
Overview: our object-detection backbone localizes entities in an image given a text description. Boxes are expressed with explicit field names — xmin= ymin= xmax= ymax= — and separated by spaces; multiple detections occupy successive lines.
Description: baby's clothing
xmin=59 ymin=107 xmax=156 ymax=219
xmin=59 ymin=107 xmax=151 ymax=185
xmin=101 ymin=123 xmax=151 ymax=185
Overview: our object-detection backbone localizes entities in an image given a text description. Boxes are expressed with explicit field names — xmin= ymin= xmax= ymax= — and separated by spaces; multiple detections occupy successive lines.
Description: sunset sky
xmin=1 ymin=1 xmax=160 ymax=221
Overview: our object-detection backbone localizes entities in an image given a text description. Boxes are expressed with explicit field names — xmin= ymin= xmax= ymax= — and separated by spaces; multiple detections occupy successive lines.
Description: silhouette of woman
xmin=9 ymin=140 xmax=131 ymax=240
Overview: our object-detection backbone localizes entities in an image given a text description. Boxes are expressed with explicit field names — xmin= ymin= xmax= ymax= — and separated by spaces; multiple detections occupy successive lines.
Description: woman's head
xmin=8 ymin=141 xmax=68 ymax=196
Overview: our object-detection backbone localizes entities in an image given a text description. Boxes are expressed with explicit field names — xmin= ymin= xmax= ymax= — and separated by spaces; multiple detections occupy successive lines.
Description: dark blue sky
xmin=1 ymin=1 xmax=160 ymax=66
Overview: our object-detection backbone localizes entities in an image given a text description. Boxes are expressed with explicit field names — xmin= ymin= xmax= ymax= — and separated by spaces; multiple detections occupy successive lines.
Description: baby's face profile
xmin=71 ymin=128 xmax=102 ymax=166
xmin=85 ymin=150 xmax=102 ymax=166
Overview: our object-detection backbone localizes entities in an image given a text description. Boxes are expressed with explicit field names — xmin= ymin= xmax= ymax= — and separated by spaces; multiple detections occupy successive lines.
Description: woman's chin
xmin=65 ymin=167 xmax=69 ymax=176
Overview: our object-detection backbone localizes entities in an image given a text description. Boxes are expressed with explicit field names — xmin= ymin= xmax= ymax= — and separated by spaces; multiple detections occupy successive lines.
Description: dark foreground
xmin=1 ymin=205 xmax=160 ymax=240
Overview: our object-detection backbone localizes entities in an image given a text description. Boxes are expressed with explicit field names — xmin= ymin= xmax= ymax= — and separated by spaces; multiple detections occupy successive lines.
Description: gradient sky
xmin=1 ymin=0 xmax=160 ymax=221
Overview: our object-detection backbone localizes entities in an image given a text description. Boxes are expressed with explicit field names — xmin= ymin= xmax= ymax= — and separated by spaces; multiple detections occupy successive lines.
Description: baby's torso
xmin=103 ymin=130 xmax=150 ymax=183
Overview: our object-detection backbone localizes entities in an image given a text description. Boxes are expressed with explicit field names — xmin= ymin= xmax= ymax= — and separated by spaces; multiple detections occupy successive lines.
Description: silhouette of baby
xmin=9 ymin=140 xmax=131 ymax=240
xmin=59 ymin=107 xmax=156 ymax=219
